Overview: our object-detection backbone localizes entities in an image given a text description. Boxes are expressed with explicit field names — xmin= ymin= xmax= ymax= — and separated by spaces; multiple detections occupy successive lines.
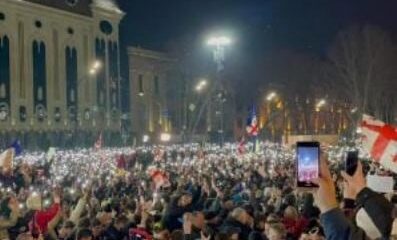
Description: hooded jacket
xmin=320 ymin=187 xmax=393 ymax=240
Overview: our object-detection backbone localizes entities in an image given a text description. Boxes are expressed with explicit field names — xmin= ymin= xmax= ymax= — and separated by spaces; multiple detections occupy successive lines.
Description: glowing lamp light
xmin=143 ymin=135 xmax=150 ymax=143
xmin=93 ymin=60 xmax=101 ymax=70
xmin=266 ymin=92 xmax=277 ymax=101
xmin=160 ymin=133 xmax=171 ymax=142
xmin=207 ymin=36 xmax=232 ymax=46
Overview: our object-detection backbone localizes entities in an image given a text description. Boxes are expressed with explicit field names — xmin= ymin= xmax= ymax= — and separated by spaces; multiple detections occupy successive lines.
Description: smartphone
xmin=296 ymin=141 xmax=320 ymax=188
xmin=346 ymin=151 xmax=358 ymax=176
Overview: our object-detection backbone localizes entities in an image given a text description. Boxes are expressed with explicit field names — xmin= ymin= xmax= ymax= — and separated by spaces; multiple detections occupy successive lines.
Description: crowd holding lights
xmin=0 ymin=139 xmax=392 ymax=239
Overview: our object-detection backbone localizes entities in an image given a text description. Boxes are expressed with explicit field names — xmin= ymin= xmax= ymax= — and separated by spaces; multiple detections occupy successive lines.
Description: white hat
xmin=26 ymin=194 xmax=42 ymax=211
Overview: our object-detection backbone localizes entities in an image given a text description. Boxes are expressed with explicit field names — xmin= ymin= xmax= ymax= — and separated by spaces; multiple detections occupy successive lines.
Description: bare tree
xmin=326 ymin=25 xmax=397 ymax=122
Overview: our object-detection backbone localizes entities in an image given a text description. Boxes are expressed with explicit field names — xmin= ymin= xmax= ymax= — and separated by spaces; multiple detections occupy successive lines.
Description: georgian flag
xmin=246 ymin=106 xmax=259 ymax=136
xmin=361 ymin=115 xmax=397 ymax=172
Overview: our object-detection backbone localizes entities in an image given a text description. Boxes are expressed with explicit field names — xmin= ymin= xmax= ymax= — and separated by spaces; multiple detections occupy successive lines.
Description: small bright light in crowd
xmin=160 ymin=133 xmax=171 ymax=142
xmin=356 ymin=127 xmax=362 ymax=134
xmin=138 ymin=91 xmax=145 ymax=97
xmin=143 ymin=135 xmax=150 ymax=143
xmin=266 ymin=92 xmax=277 ymax=101
xmin=19 ymin=203 xmax=24 ymax=209
xmin=89 ymin=68 xmax=96 ymax=75
xmin=316 ymin=99 xmax=326 ymax=108
xmin=207 ymin=36 xmax=232 ymax=46
xmin=351 ymin=107 xmax=358 ymax=113
xmin=93 ymin=60 xmax=101 ymax=70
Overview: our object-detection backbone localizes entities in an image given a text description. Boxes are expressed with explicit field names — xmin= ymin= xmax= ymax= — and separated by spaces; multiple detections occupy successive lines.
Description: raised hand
xmin=341 ymin=161 xmax=366 ymax=199
xmin=312 ymin=154 xmax=338 ymax=213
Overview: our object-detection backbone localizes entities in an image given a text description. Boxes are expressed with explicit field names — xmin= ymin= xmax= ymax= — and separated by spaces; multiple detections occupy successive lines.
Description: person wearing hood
xmin=315 ymin=156 xmax=393 ymax=240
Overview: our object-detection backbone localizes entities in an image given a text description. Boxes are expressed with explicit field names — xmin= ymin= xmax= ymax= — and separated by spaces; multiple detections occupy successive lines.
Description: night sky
xmin=117 ymin=0 xmax=397 ymax=109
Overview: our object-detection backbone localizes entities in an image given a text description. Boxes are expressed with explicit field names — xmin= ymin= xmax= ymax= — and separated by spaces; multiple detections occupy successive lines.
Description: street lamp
xmin=316 ymin=99 xmax=326 ymax=111
xmin=207 ymin=36 xmax=232 ymax=72
xmin=195 ymin=79 xmax=208 ymax=92
xmin=266 ymin=92 xmax=277 ymax=102
xmin=89 ymin=60 xmax=102 ymax=75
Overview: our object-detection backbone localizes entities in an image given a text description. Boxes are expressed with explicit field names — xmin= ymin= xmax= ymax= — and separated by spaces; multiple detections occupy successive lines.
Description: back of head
xmin=283 ymin=206 xmax=298 ymax=220
xmin=76 ymin=228 xmax=92 ymax=240
xmin=269 ymin=223 xmax=286 ymax=240
xmin=170 ymin=229 xmax=184 ymax=240
xmin=249 ymin=231 xmax=264 ymax=240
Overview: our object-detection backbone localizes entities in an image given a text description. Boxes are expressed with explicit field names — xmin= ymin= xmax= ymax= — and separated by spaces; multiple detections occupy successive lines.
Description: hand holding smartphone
xmin=345 ymin=151 xmax=358 ymax=176
xmin=296 ymin=141 xmax=320 ymax=188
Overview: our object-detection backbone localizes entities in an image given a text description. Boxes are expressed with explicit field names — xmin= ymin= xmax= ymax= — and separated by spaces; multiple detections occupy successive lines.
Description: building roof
xmin=128 ymin=47 xmax=175 ymax=62
xmin=19 ymin=0 xmax=122 ymax=16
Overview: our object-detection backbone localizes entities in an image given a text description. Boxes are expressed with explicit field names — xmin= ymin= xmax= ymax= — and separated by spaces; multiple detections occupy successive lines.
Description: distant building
xmin=0 ymin=0 xmax=124 ymax=148
xmin=128 ymin=47 xmax=176 ymax=142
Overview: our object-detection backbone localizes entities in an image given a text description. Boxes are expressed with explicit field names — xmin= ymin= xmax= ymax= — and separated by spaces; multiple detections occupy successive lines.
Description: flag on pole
xmin=0 ymin=148 xmax=14 ymax=171
xmin=9 ymin=140 xmax=22 ymax=156
xmin=94 ymin=133 xmax=103 ymax=150
xmin=361 ymin=115 xmax=397 ymax=172
xmin=237 ymin=137 xmax=246 ymax=155
xmin=246 ymin=106 xmax=259 ymax=137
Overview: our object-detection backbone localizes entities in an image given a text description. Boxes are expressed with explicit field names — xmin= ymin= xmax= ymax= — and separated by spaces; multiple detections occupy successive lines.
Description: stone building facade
xmin=0 ymin=0 xmax=124 ymax=148
xmin=128 ymin=47 xmax=175 ymax=143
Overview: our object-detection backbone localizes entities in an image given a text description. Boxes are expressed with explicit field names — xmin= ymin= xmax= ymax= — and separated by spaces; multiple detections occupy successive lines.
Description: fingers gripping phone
xmin=296 ymin=142 xmax=320 ymax=188
xmin=346 ymin=151 xmax=358 ymax=176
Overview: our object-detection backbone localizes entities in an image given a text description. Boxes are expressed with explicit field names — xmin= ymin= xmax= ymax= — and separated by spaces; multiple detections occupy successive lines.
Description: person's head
xmin=248 ymin=231 xmax=264 ymax=240
xmin=153 ymin=229 xmax=171 ymax=240
xmin=283 ymin=206 xmax=298 ymax=220
xmin=90 ymin=219 xmax=104 ymax=238
xmin=192 ymin=211 xmax=205 ymax=230
xmin=268 ymin=223 xmax=286 ymax=240
xmin=114 ymin=214 xmax=128 ymax=230
xmin=264 ymin=214 xmax=279 ymax=235
xmin=178 ymin=192 xmax=192 ymax=207
xmin=230 ymin=207 xmax=251 ymax=226
xmin=58 ymin=221 xmax=75 ymax=238
xmin=299 ymin=227 xmax=325 ymax=240
xmin=78 ymin=217 xmax=92 ymax=229
xmin=76 ymin=228 xmax=93 ymax=240
xmin=254 ymin=212 xmax=267 ymax=231
xmin=170 ymin=230 xmax=184 ymax=240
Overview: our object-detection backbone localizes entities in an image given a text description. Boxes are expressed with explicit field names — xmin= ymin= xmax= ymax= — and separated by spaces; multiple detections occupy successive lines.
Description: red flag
xmin=94 ymin=133 xmax=103 ymax=150
xmin=361 ymin=115 xmax=397 ymax=172
xmin=148 ymin=168 xmax=170 ymax=189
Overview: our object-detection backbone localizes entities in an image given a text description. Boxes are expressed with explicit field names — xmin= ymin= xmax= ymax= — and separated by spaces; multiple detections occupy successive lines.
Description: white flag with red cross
xmin=361 ymin=115 xmax=397 ymax=172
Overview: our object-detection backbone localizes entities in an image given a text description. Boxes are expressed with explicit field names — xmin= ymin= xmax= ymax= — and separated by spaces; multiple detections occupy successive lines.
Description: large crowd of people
xmin=0 ymin=142 xmax=396 ymax=240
